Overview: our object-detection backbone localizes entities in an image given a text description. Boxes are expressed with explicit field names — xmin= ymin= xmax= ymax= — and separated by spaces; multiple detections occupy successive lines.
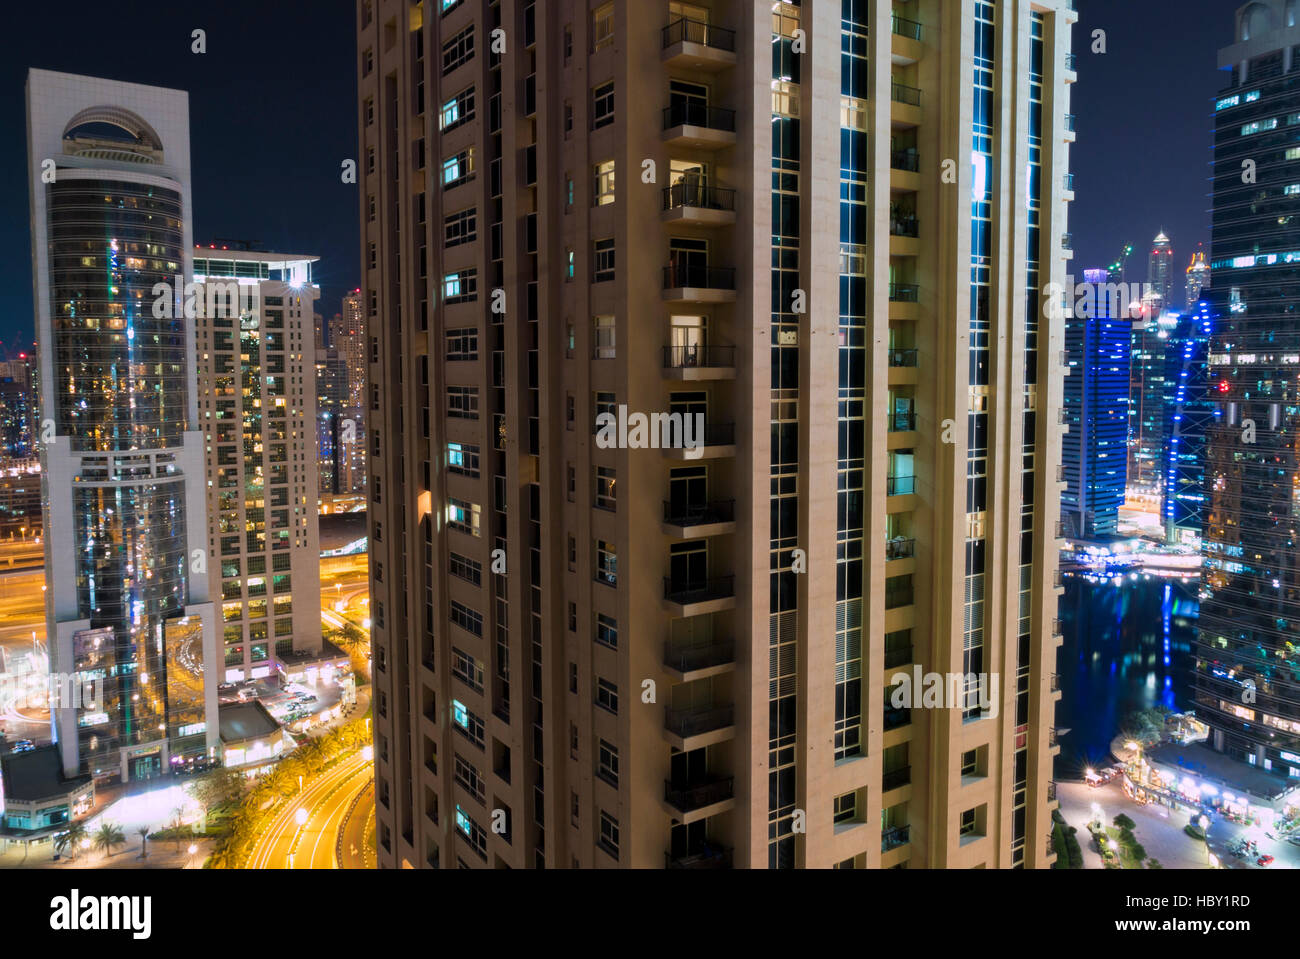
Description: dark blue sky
xmin=0 ymin=0 xmax=1237 ymax=349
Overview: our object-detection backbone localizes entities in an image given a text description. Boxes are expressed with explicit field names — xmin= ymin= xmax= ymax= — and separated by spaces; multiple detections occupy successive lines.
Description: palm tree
xmin=137 ymin=826 xmax=150 ymax=859
xmin=55 ymin=821 xmax=88 ymax=862
xmin=92 ymin=822 xmax=126 ymax=859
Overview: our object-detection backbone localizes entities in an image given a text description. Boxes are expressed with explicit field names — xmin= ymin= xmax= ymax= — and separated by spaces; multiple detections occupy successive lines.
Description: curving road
xmin=338 ymin=782 xmax=376 ymax=869
xmin=246 ymin=753 xmax=373 ymax=869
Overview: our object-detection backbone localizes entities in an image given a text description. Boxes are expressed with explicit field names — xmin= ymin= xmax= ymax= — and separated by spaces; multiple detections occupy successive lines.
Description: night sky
xmin=0 ymin=0 xmax=1238 ymax=350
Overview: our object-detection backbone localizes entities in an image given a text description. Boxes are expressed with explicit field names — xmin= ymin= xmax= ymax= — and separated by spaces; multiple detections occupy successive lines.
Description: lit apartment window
xmin=595 ymin=540 xmax=617 ymax=586
xmin=447 ymin=497 xmax=481 ymax=536
xmin=595 ymin=678 xmax=619 ymax=714
xmin=593 ymin=238 xmax=615 ymax=282
xmin=595 ymin=466 xmax=616 ymax=510
xmin=441 ymin=0 xmax=463 ymax=13
xmin=447 ymin=442 xmax=480 ymax=477
xmin=592 ymin=2 xmax=614 ymax=50
xmin=443 ymin=269 xmax=478 ymax=304
xmin=442 ymin=147 xmax=476 ymax=187
xmin=593 ymin=314 xmax=615 ymax=358
xmin=440 ymin=87 xmax=475 ymax=131
xmin=566 ymin=249 xmax=576 ymax=280
xmin=593 ymin=160 xmax=616 ymax=206
xmin=592 ymin=81 xmax=615 ymax=129
xmin=452 ymin=698 xmax=485 ymax=747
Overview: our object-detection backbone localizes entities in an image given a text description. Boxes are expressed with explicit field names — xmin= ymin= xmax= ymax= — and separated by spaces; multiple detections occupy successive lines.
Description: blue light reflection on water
xmin=1055 ymin=575 xmax=1197 ymax=778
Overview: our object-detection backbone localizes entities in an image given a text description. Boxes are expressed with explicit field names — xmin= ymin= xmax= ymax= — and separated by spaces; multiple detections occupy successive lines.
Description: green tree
xmin=55 ymin=821 xmax=88 ymax=861
xmin=92 ymin=822 xmax=126 ymax=859
xmin=137 ymin=825 xmax=150 ymax=859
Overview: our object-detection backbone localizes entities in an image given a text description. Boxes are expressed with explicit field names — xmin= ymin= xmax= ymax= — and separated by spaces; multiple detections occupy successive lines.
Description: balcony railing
xmin=664 ymin=638 xmax=736 ymax=674
xmin=890 ymin=213 xmax=919 ymax=238
xmin=663 ymin=499 xmax=735 ymax=528
xmin=663 ymin=101 xmax=736 ymax=132
xmin=886 ymin=537 xmax=916 ymax=561
xmin=1065 ymin=52 xmax=1077 ymax=70
xmin=664 ymin=575 xmax=735 ymax=606
xmin=890 ymin=410 xmax=917 ymax=432
xmin=891 ymin=14 xmax=923 ymax=41
xmin=887 ymin=474 xmax=916 ymax=496
xmin=665 ymin=776 xmax=735 ymax=813
xmin=1063 ymin=173 xmax=1075 ymax=191
xmin=664 ymin=264 xmax=737 ymax=291
xmin=1061 ymin=233 xmax=1073 ymax=251
xmin=889 ymin=283 xmax=919 ymax=303
xmin=884 ymin=644 xmax=913 ymax=670
xmin=665 ymin=703 xmax=735 ymax=738
xmin=1050 ymin=672 xmax=1061 ymax=692
xmin=1064 ymin=113 xmax=1076 ymax=132
xmin=884 ymin=704 xmax=911 ymax=730
xmin=662 ymin=17 xmax=737 ymax=52
xmin=882 ymin=766 xmax=912 ymax=792
xmin=889 ymin=348 xmax=918 ymax=368
xmin=664 ymin=344 xmax=736 ymax=369
xmin=662 ymin=181 xmax=737 ymax=213
xmin=881 ymin=825 xmax=911 ymax=851
xmin=891 ymin=81 xmax=922 ymax=106
xmin=1048 ymin=781 xmax=1058 ymax=802
xmin=665 ymin=845 xmax=732 ymax=869
xmin=890 ymin=149 xmax=920 ymax=172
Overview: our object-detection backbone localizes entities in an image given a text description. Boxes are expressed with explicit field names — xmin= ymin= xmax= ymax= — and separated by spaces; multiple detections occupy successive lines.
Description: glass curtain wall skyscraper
xmin=26 ymin=70 xmax=217 ymax=782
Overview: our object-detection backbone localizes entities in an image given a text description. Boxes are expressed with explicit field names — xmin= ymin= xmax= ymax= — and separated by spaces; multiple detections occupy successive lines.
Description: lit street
xmin=246 ymin=751 xmax=372 ymax=869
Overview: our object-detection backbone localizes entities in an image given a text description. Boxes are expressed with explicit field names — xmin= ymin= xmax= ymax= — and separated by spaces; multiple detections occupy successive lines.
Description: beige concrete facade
xmin=361 ymin=0 xmax=1070 ymax=869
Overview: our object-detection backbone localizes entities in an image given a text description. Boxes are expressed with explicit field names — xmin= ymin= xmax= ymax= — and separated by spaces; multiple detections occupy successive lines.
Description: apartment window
xmin=452 ymin=699 xmax=485 ymax=748
xmin=568 ymin=601 xmax=578 ymax=632
xmin=595 ymin=613 xmax=617 ymax=650
xmin=441 ymin=0 xmax=464 ymax=13
xmin=584 ymin=316 xmax=615 ymax=364
xmin=592 ymin=2 xmax=614 ymax=50
xmin=442 ymin=148 xmax=476 ymax=187
xmin=446 ymin=327 xmax=479 ymax=361
xmin=367 ymin=194 xmax=376 ymax=222
xmin=960 ymin=807 xmax=979 ymax=837
xmin=595 ymin=678 xmax=618 ymax=714
xmin=566 ymin=249 xmax=576 ymax=281
xmin=444 ymin=208 xmax=477 ymax=247
xmin=595 ymin=466 xmax=616 ymax=510
xmin=362 ymin=48 xmax=374 ymax=76
xmin=447 ymin=497 xmax=482 ymax=536
xmin=448 ymin=442 xmax=480 ymax=477
xmin=444 ymin=269 xmax=478 ymax=304
xmin=453 ymin=754 xmax=486 ymax=803
xmin=450 ymin=600 xmax=484 ymax=637
xmin=592 ymin=81 xmax=615 ymax=129
xmin=566 ymin=394 xmax=575 ymax=428
xmin=567 ymin=464 xmax=576 ymax=502
xmin=593 ymin=391 xmax=616 ymax=429
xmin=564 ymin=100 xmax=574 ymax=136
xmin=364 ymin=97 xmax=374 ymax=126
xmin=564 ymin=174 xmax=575 ymax=210
xmin=447 ymin=385 xmax=480 ymax=419
xmin=570 ymin=791 xmax=580 ymax=825
xmin=597 ymin=740 xmax=619 ymax=786
xmin=569 ymin=662 xmax=578 ymax=694
xmin=961 ymin=749 xmax=980 ymax=778
xmin=570 ymin=723 xmax=579 ymax=759
xmin=598 ymin=811 xmax=620 ymax=860
xmin=833 ymin=792 xmax=857 ymax=825
xmin=451 ymin=647 xmax=485 ymax=692
xmin=595 ymin=540 xmax=617 ymax=586
xmin=568 ymin=535 xmax=577 ymax=571
xmin=593 ymin=160 xmax=616 ymax=206
xmin=564 ymin=26 xmax=573 ymax=61
xmin=455 ymin=804 xmax=487 ymax=858
xmin=442 ymin=24 xmax=474 ymax=75
xmin=448 ymin=551 xmax=482 ymax=586
xmin=440 ymin=87 xmax=475 ymax=131
xmin=593 ymin=238 xmax=615 ymax=282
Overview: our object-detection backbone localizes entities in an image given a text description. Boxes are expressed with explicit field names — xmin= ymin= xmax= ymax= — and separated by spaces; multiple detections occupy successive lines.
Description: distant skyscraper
xmin=315 ymin=346 xmax=346 ymax=495
xmin=27 ymin=70 xmax=217 ymax=782
xmin=193 ymin=250 xmax=323 ymax=678
xmin=0 ymin=350 xmax=37 ymax=462
xmin=1063 ymin=270 xmax=1129 ymax=539
xmin=1185 ymin=246 xmax=1210 ymax=309
xmin=1160 ymin=301 xmax=1213 ymax=545
xmin=1197 ymin=1 xmax=1300 ymax=776
xmin=1128 ymin=305 xmax=1175 ymax=495
xmin=328 ymin=292 xmax=366 ymax=496
xmin=1147 ymin=230 xmax=1175 ymax=308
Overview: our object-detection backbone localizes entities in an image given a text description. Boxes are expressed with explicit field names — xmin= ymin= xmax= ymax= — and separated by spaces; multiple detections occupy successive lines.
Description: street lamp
xmin=295 ymin=808 xmax=308 ymax=826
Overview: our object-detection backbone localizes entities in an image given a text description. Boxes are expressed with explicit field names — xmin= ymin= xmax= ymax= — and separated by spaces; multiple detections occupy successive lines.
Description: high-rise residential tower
xmin=1185 ymin=246 xmax=1210 ymax=309
xmin=1062 ymin=270 xmax=1128 ymax=540
xmin=193 ymin=249 xmax=324 ymax=680
xmin=329 ymin=293 xmax=368 ymax=496
xmin=360 ymin=0 xmax=1072 ymax=869
xmin=1160 ymin=300 xmax=1213 ymax=546
xmin=1197 ymin=0 xmax=1300 ymax=779
xmin=27 ymin=70 xmax=217 ymax=781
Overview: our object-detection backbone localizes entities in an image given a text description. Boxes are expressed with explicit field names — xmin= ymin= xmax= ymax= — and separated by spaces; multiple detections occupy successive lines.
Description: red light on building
xmin=1218 ymin=381 xmax=1231 ymax=393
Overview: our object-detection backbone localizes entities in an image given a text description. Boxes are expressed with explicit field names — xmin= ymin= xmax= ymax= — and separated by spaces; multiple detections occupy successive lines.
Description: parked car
xmin=13 ymin=739 xmax=35 ymax=753
xmin=1257 ymin=854 xmax=1275 ymax=867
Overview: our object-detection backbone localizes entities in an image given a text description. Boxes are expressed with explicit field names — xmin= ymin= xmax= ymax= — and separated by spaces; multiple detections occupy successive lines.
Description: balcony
xmin=886 ymin=537 xmax=916 ymax=561
xmin=883 ymin=703 xmax=911 ymax=731
xmin=664 ymin=776 xmax=736 ymax=822
xmin=890 ymin=15 xmax=923 ymax=65
xmin=889 ymin=212 xmax=919 ymax=239
xmin=664 ymin=703 xmax=736 ymax=750
xmin=889 ymin=349 xmax=918 ymax=368
xmin=882 ymin=766 xmax=912 ymax=793
xmin=662 ymin=499 xmax=737 ymax=538
xmin=662 ymin=264 xmax=737 ymax=304
xmin=884 ymin=644 xmax=913 ymax=670
xmin=1048 ymin=781 xmax=1058 ymax=802
xmin=891 ymin=14 xmax=922 ymax=41
xmin=1049 ymin=728 xmax=1059 ymax=747
xmin=1063 ymin=173 xmax=1075 ymax=194
xmin=661 ymin=17 xmax=737 ymax=71
xmin=662 ymin=574 xmax=736 ymax=616
xmin=665 ymin=845 xmax=732 ymax=869
xmin=662 ymin=101 xmax=737 ymax=150
xmin=881 ymin=825 xmax=911 ymax=852
xmin=890 ymin=149 xmax=920 ymax=172
xmin=663 ymin=344 xmax=736 ymax=381
xmin=1064 ymin=113 xmax=1076 ymax=133
xmin=1049 ymin=672 xmax=1061 ymax=692
xmin=891 ymin=81 xmax=921 ymax=106
xmin=663 ymin=638 xmax=736 ymax=681
xmin=661 ymin=421 xmax=736 ymax=461
xmin=1065 ymin=53 xmax=1077 ymax=71
xmin=661 ymin=181 xmax=737 ymax=226
xmin=888 ymin=283 xmax=919 ymax=303
xmin=887 ymin=474 xmax=916 ymax=497
xmin=1061 ymin=233 xmax=1073 ymax=251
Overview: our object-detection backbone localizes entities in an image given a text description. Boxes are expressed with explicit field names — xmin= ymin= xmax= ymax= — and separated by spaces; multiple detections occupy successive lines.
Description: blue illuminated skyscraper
xmin=1062 ymin=269 xmax=1129 ymax=539
xmin=1160 ymin=301 xmax=1213 ymax=545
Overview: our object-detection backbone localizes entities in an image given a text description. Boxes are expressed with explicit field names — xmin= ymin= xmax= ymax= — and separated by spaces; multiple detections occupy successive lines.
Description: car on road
xmin=13 ymin=739 xmax=35 ymax=753
xmin=297 ymin=694 xmax=318 ymax=704
xmin=218 ymin=682 xmax=237 ymax=692
xmin=1257 ymin=854 xmax=1275 ymax=867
